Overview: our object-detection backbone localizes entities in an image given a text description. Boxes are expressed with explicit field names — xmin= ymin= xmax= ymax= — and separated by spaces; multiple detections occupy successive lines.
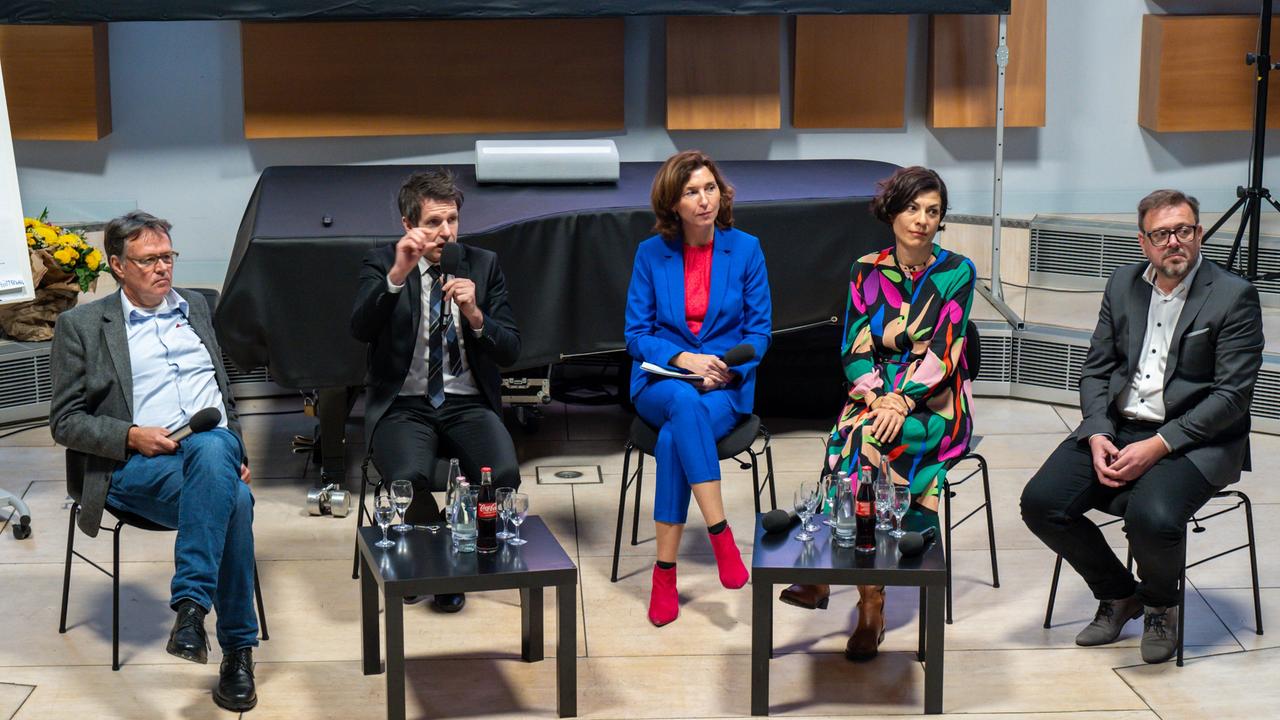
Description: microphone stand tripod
xmin=1203 ymin=0 xmax=1280 ymax=282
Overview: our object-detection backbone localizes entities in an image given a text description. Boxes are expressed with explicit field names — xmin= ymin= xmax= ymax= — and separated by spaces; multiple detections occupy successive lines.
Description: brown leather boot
xmin=845 ymin=585 xmax=886 ymax=661
xmin=779 ymin=584 xmax=830 ymax=610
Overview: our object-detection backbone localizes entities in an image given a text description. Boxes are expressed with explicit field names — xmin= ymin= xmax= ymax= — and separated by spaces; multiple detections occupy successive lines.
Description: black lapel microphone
xmin=721 ymin=343 xmax=756 ymax=367
xmin=439 ymin=242 xmax=463 ymax=319
xmin=761 ymin=508 xmax=799 ymax=534
xmin=168 ymin=407 xmax=222 ymax=442
xmin=898 ymin=526 xmax=938 ymax=558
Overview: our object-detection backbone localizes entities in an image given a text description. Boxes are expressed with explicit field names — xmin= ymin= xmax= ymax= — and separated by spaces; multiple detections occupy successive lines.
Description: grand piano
xmin=215 ymin=160 xmax=898 ymax=482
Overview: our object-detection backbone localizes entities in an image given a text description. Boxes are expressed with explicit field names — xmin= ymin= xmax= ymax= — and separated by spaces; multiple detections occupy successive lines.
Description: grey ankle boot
xmin=1075 ymin=595 xmax=1143 ymax=646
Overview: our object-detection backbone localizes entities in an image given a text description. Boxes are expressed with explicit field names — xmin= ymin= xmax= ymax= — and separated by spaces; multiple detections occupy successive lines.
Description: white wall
xmin=12 ymin=0 xmax=1280 ymax=286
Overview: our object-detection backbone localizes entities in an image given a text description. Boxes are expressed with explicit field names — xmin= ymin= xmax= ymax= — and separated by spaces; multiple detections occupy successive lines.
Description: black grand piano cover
xmin=216 ymin=160 xmax=899 ymax=388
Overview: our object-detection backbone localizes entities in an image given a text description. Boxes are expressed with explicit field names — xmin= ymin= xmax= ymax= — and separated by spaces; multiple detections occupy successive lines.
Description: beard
xmin=1154 ymin=252 xmax=1190 ymax=281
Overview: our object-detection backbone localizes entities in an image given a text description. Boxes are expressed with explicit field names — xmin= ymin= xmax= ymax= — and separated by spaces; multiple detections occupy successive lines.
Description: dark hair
xmin=104 ymin=211 xmax=173 ymax=279
xmin=398 ymin=169 xmax=465 ymax=226
xmin=1137 ymin=189 xmax=1200 ymax=232
xmin=870 ymin=166 xmax=949 ymax=225
xmin=650 ymin=150 xmax=735 ymax=239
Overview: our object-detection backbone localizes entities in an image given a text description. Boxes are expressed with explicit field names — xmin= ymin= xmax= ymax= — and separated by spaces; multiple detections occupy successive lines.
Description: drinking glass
xmin=442 ymin=458 xmax=462 ymax=530
xmin=506 ymin=492 xmax=530 ymax=546
xmin=793 ymin=482 xmax=817 ymax=542
xmin=874 ymin=474 xmax=893 ymax=531
xmin=822 ymin=472 xmax=842 ymax=527
xmin=390 ymin=479 xmax=414 ymax=533
xmin=496 ymin=487 xmax=515 ymax=540
xmin=373 ymin=494 xmax=396 ymax=547
xmin=889 ymin=485 xmax=911 ymax=538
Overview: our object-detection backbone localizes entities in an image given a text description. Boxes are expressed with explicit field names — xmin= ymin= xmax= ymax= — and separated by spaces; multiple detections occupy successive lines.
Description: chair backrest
xmin=963 ymin=320 xmax=981 ymax=379
xmin=186 ymin=287 xmax=220 ymax=315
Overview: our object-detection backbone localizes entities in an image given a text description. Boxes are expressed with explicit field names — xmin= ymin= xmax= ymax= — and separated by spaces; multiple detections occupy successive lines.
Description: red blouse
xmin=683 ymin=239 xmax=714 ymax=336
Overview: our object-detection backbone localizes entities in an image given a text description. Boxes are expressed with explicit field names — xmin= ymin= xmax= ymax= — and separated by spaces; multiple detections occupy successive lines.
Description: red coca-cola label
xmin=478 ymin=502 xmax=498 ymax=519
xmin=856 ymin=500 xmax=872 ymax=518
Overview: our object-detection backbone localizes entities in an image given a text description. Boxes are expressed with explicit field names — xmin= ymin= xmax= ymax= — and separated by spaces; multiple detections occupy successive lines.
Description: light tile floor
xmin=0 ymin=396 xmax=1276 ymax=719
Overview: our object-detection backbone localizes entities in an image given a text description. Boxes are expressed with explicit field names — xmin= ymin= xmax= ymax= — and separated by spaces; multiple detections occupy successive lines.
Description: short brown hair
xmin=650 ymin=150 xmax=735 ymax=239
xmin=398 ymin=169 xmax=465 ymax=226
xmin=104 ymin=211 xmax=172 ymax=279
xmin=870 ymin=166 xmax=949 ymax=225
xmin=1137 ymin=189 xmax=1199 ymax=232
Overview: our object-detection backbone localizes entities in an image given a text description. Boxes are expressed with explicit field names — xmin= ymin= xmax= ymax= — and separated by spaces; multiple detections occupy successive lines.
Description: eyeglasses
xmin=1143 ymin=224 xmax=1198 ymax=247
xmin=126 ymin=251 xmax=180 ymax=269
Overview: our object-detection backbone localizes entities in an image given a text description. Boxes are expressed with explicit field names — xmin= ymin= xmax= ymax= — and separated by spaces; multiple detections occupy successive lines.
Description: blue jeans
xmin=634 ymin=379 xmax=743 ymax=524
xmin=108 ymin=428 xmax=258 ymax=651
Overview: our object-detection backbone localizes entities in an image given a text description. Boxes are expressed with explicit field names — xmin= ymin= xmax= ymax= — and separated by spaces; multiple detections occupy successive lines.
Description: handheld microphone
xmin=897 ymin=526 xmax=938 ymax=558
xmin=439 ymin=242 xmax=463 ymax=318
xmin=761 ymin=508 xmax=799 ymax=534
xmin=721 ymin=344 xmax=755 ymax=367
xmin=168 ymin=407 xmax=222 ymax=442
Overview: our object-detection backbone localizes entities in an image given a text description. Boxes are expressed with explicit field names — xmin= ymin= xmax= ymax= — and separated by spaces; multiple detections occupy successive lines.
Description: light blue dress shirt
xmin=120 ymin=289 xmax=228 ymax=432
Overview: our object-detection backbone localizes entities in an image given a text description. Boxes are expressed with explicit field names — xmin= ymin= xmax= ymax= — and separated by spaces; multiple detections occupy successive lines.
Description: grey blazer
xmin=49 ymin=288 xmax=244 ymax=537
xmin=1073 ymin=259 xmax=1265 ymax=486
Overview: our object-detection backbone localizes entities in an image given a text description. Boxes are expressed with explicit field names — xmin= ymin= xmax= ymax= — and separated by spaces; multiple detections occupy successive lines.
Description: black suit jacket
xmin=350 ymin=243 xmax=520 ymax=445
xmin=1073 ymin=258 xmax=1264 ymax=486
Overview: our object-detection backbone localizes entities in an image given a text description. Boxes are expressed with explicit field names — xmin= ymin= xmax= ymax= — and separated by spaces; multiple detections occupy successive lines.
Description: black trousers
xmin=371 ymin=394 xmax=520 ymax=524
xmin=1020 ymin=422 xmax=1217 ymax=607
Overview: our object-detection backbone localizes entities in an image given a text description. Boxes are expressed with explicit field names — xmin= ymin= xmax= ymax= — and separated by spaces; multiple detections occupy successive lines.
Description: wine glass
xmin=373 ymin=494 xmax=396 ymax=548
xmin=793 ymin=482 xmax=817 ymax=542
xmin=506 ymin=493 xmax=530 ymax=546
xmin=496 ymin=487 xmax=515 ymax=540
xmin=889 ymin=485 xmax=911 ymax=538
xmin=390 ymin=480 xmax=414 ymax=533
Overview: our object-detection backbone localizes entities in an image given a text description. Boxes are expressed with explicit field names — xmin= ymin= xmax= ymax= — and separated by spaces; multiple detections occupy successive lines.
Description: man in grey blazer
xmin=49 ymin=212 xmax=259 ymax=711
xmin=1021 ymin=189 xmax=1264 ymax=664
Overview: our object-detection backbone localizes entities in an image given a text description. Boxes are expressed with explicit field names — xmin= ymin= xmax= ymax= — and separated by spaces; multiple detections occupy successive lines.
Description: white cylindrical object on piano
xmin=475 ymin=140 xmax=620 ymax=184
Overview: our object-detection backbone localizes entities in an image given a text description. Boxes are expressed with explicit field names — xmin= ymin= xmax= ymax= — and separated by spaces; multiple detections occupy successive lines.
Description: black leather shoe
xmin=166 ymin=599 xmax=209 ymax=664
xmin=431 ymin=593 xmax=466 ymax=613
xmin=213 ymin=647 xmax=257 ymax=712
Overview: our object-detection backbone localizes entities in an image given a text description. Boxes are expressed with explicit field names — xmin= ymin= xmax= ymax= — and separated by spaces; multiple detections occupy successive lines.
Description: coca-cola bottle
xmin=855 ymin=465 xmax=876 ymax=553
xmin=476 ymin=466 xmax=499 ymax=554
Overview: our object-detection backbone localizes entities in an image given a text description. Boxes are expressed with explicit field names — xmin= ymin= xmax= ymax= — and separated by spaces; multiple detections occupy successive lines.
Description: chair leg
xmin=1177 ymin=537 xmax=1187 ymax=667
xmin=631 ymin=454 xmax=644 ymax=546
xmin=254 ymin=564 xmax=269 ymax=641
xmin=748 ymin=449 xmax=762 ymax=515
xmin=1241 ymin=493 xmax=1264 ymax=635
xmin=764 ymin=443 xmax=777 ymax=510
xmin=1044 ymin=554 xmax=1063 ymax=628
xmin=974 ymin=453 xmax=1000 ymax=588
xmin=112 ymin=523 xmax=122 ymax=671
xmin=611 ymin=445 xmax=635 ymax=583
xmin=59 ymin=504 xmax=78 ymax=634
xmin=944 ymin=487 xmax=954 ymax=625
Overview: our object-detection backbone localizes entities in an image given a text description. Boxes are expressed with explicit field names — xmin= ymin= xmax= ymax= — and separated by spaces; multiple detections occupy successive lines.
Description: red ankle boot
xmin=649 ymin=563 xmax=679 ymax=626
xmin=708 ymin=524 xmax=749 ymax=589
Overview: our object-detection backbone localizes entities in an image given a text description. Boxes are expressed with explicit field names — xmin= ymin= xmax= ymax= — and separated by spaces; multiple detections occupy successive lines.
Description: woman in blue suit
xmin=624 ymin=150 xmax=772 ymax=626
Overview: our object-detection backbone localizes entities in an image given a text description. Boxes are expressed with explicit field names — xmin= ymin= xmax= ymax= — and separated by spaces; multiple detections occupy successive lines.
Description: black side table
xmin=358 ymin=516 xmax=578 ymax=719
xmin=750 ymin=511 xmax=947 ymax=715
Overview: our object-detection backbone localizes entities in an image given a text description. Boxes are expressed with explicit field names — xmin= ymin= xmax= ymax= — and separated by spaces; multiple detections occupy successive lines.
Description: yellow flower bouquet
xmin=0 ymin=210 xmax=104 ymax=340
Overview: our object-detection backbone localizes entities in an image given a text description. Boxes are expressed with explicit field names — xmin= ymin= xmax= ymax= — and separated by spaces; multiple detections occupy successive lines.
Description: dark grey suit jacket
xmin=1073 ymin=258 xmax=1265 ymax=486
xmin=49 ymin=289 xmax=244 ymax=537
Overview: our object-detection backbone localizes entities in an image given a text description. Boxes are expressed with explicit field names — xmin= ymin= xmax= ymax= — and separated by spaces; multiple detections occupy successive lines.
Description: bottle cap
xmin=481 ymin=466 xmax=492 ymax=472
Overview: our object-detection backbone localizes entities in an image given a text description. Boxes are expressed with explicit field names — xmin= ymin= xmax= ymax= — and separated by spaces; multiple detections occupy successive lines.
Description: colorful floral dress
xmin=824 ymin=244 xmax=977 ymax=508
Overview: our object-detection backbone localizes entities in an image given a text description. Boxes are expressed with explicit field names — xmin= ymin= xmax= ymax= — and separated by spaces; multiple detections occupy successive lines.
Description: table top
xmin=751 ymin=511 xmax=947 ymax=587
xmin=357 ymin=516 xmax=578 ymax=595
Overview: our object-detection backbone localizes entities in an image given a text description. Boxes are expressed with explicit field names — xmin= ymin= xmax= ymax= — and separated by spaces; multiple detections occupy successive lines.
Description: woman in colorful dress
xmin=780 ymin=165 xmax=976 ymax=660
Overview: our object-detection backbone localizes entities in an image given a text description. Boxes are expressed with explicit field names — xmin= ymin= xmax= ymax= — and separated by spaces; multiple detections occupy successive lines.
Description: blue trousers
xmin=108 ymin=428 xmax=258 ymax=651
xmin=634 ymin=379 xmax=743 ymax=524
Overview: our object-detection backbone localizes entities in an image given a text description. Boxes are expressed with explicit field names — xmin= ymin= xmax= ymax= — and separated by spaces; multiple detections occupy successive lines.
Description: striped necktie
xmin=425 ymin=266 xmax=466 ymax=407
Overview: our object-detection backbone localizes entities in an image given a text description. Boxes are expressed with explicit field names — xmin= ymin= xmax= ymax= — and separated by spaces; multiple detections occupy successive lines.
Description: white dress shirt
xmin=386 ymin=257 xmax=479 ymax=397
xmin=1116 ymin=255 xmax=1203 ymax=443
xmin=120 ymin=289 xmax=228 ymax=432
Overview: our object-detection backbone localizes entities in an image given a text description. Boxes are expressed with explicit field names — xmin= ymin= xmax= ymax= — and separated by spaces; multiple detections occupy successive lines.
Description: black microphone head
xmin=440 ymin=242 xmax=463 ymax=275
xmin=722 ymin=343 xmax=755 ymax=367
xmin=761 ymin=508 xmax=792 ymax=533
xmin=189 ymin=407 xmax=222 ymax=434
xmin=898 ymin=531 xmax=925 ymax=557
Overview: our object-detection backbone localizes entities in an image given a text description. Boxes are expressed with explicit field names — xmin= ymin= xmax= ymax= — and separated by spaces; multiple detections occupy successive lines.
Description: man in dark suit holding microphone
xmin=351 ymin=170 xmax=521 ymax=613
xmin=1021 ymin=189 xmax=1264 ymax=664
xmin=49 ymin=211 xmax=259 ymax=711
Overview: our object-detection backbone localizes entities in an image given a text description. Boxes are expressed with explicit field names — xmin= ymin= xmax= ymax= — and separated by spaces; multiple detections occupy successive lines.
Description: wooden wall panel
xmin=666 ymin=16 xmax=780 ymax=130
xmin=1139 ymin=15 xmax=1280 ymax=132
xmin=0 ymin=24 xmax=110 ymax=141
xmin=928 ymin=0 xmax=1045 ymax=128
xmin=241 ymin=19 xmax=624 ymax=139
xmin=793 ymin=15 xmax=908 ymax=129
